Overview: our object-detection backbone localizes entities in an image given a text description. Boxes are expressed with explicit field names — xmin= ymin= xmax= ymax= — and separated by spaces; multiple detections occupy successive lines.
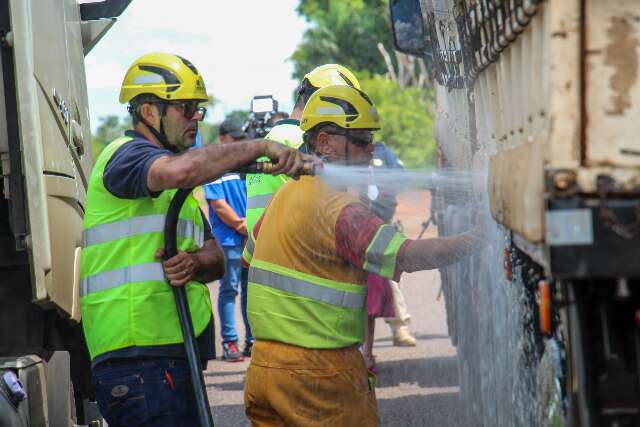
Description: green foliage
xmin=198 ymin=110 xmax=249 ymax=145
xmin=291 ymin=0 xmax=437 ymax=168
xmin=225 ymin=109 xmax=250 ymax=126
xmin=198 ymin=121 xmax=219 ymax=145
xmin=291 ymin=0 xmax=394 ymax=80
xmin=359 ymin=74 xmax=435 ymax=169
xmin=94 ymin=115 xmax=129 ymax=143
xmin=91 ymin=115 xmax=129 ymax=162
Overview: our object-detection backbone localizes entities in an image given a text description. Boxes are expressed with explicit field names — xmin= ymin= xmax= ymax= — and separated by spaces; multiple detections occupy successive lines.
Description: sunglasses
xmin=165 ymin=101 xmax=207 ymax=120
xmin=328 ymin=130 xmax=374 ymax=147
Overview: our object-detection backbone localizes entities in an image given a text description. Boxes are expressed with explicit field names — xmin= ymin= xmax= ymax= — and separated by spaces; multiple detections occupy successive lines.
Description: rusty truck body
xmin=391 ymin=0 xmax=640 ymax=425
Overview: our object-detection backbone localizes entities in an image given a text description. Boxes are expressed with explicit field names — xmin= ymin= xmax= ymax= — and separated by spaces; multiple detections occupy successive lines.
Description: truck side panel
xmin=11 ymin=0 xmax=91 ymax=316
xmin=584 ymin=0 xmax=640 ymax=168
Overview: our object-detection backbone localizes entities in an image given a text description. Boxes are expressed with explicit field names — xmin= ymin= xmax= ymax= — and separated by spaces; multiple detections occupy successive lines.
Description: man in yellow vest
xmin=245 ymin=64 xmax=361 ymax=234
xmin=242 ymin=85 xmax=485 ymax=426
xmin=80 ymin=52 xmax=310 ymax=426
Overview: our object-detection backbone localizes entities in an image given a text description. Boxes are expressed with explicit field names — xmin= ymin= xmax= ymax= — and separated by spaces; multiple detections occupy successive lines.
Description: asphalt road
xmin=204 ymin=191 xmax=464 ymax=426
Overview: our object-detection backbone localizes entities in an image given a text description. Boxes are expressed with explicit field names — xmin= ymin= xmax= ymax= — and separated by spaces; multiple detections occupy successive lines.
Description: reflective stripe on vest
xmin=83 ymin=215 xmax=203 ymax=248
xmin=363 ymin=224 xmax=408 ymax=278
xmin=247 ymin=258 xmax=366 ymax=349
xmin=246 ymin=194 xmax=272 ymax=209
xmin=243 ymin=232 xmax=255 ymax=264
xmin=81 ymin=262 xmax=165 ymax=297
xmin=249 ymin=266 xmax=365 ymax=309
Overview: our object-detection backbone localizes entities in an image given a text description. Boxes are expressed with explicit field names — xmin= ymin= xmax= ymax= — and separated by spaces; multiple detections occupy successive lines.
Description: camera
xmin=243 ymin=95 xmax=278 ymax=139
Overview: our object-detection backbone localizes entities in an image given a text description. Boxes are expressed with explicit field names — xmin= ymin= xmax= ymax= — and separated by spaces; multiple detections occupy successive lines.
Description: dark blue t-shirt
xmin=93 ymin=130 xmax=216 ymax=368
xmin=204 ymin=173 xmax=247 ymax=247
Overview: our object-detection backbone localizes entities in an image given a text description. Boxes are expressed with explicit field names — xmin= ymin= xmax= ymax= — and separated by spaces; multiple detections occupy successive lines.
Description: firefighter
xmin=79 ymin=52 xmax=309 ymax=426
xmin=245 ymin=64 xmax=361 ymax=234
xmin=242 ymin=84 xmax=485 ymax=426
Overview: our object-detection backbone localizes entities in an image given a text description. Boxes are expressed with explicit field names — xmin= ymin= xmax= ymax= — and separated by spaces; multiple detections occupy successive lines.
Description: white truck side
xmin=0 ymin=1 xmax=129 ymax=425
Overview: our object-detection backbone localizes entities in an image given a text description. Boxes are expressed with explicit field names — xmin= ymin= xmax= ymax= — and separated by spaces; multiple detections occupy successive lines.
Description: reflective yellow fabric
xmin=248 ymin=176 xmax=370 ymax=348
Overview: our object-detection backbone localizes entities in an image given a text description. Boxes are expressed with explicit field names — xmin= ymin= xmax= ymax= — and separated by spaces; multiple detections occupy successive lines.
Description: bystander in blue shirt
xmin=204 ymin=118 xmax=254 ymax=361
xmin=205 ymin=174 xmax=247 ymax=247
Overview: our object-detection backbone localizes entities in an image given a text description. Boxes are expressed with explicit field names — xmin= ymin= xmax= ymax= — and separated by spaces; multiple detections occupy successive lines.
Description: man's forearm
xmin=399 ymin=231 xmax=485 ymax=273
xmin=149 ymin=140 xmax=266 ymax=191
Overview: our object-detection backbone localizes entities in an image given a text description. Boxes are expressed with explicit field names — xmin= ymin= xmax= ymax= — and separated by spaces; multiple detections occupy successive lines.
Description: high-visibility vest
xmin=80 ymin=136 xmax=211 ymax=360
xmin=244 ymin=176 xmax=407 ymax=349
xmin=245 ymin=121 xmax=303 ymax=234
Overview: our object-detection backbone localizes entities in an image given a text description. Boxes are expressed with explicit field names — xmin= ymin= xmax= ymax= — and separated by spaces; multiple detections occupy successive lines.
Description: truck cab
xmin=0 ymin=1 xmax=130 ymax=424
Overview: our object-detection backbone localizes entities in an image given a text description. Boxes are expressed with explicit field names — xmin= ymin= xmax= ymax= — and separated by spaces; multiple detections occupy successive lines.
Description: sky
xmin=84 ymin=0 xmax=307 ymax=131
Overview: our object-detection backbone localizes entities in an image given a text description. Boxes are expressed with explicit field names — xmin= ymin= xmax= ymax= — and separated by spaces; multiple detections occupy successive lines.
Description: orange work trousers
xmin=244 ymin=340 xmax=379 ymax=427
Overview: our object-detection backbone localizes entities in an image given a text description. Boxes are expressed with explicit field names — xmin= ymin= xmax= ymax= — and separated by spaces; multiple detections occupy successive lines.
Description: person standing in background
xmin=371 ymin=142 xmax=417 ymax=348
xmin=205 ymin=119 xmax=254 ymax=361
xmin=362 ymin=142 xmax=417 ymax=373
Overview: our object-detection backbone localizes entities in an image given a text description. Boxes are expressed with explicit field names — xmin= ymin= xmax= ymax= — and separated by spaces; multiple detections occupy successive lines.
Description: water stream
xmin=310 ymin=155 xmax=546 ymax=425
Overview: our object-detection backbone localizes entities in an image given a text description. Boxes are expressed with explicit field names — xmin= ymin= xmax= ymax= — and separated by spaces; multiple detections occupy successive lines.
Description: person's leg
xmin=240 ymin=266 xmax=254 ymax=356
xmin=141 ymin=358 xmax=201 ymax=427
xmin=93 ymin=360 xmax=151 ymax=427
xmin=270 ymin=346 xmax=380 ymax=427
xmin=218 ymin=246 xmax=242 ymax=360
xmin=92 ymin=358 xmax=200 ymax=427
xmin=245 ymin=361 xmax=286 ymax=427
xmin=385 ymin=280 xmax=416 ymax=346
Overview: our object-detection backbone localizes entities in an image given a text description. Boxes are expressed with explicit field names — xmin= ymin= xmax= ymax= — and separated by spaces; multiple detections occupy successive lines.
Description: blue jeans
xmin=92 ymin=357 xmax=201 ymax=427
xmin=218 ymin=245 xmax=253 ymax=343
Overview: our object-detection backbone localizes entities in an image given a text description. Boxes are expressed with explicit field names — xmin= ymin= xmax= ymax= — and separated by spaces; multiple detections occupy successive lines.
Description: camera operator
xmin=243 ymin=95 xmax=279 ymax=139
xmin=245 ymin=64 xmax=362 ymax=235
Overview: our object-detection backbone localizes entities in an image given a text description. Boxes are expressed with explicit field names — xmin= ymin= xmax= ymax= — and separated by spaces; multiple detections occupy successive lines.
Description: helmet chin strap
xmin=135 ymin=105 xmax=179 ymax=153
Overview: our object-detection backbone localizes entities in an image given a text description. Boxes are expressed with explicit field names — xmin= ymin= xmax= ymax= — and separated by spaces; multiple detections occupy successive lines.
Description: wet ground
xmin=204 ymin=191 xmax=464 ymax=426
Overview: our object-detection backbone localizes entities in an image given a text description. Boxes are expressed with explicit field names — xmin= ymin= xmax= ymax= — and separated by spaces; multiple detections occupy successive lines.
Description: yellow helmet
xmin=119 ymin=52 xmax=208 ymax=104
xmin=300 ymin=85 xmax=381 ymax=132
xmin=303 ymin=64 xmax=361 ymax=90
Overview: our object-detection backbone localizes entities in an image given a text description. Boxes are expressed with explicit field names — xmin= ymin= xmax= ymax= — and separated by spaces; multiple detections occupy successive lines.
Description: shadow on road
xmin=378 ymin=392 xmax=464 ymax=426
xmin=377 ymin=355 xmax=459 ymax=389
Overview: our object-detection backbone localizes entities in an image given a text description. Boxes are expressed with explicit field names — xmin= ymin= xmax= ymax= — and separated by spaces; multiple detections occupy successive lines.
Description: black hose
xmin=164 ymin=188 xmax=214 ymax=427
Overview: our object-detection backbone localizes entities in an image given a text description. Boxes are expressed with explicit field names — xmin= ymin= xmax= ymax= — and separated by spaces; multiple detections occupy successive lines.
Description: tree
xmin=198 ymin=122 xmax=219 ymax=145
xmin=91 ymin=115 xmax=129 ymax=162
xmin=198 ymin=110 xmax=250 ymax=145
xmin=358 ymin=73 xmax=435 ymax=169
xmin=291 ymin=0 xmax=394 ymax=80
xmin=225 ymin=109 xmax=250 ymax=125
xmin=291 ymin=0 xmax=437 ymax=167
